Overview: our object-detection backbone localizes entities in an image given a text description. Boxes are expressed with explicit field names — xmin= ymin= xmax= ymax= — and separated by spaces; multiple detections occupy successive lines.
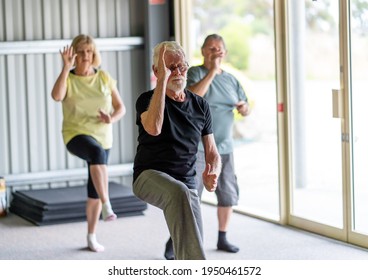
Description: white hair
xmin=152 ymin=41 xmax=186 ymax=68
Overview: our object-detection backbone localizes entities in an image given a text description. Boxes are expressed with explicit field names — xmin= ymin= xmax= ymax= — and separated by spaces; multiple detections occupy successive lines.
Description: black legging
xmin=66 ymin=135 xmax=110 ymax=198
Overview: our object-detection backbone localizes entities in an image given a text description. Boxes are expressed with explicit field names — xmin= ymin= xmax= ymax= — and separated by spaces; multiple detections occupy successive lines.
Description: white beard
xmin=167 ymin=77 xmax=187 ymax=93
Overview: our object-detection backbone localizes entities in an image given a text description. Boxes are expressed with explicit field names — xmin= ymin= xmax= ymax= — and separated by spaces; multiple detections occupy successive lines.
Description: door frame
xmin=281 ymin=0 xmax=347 ymax=242
xmin=282 ymin=0 xmax=368 ymax=248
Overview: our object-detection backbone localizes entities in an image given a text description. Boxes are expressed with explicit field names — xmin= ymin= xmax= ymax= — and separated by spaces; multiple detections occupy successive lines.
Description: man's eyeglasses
xmin=168 ymin=62 xmax=189 ymax=73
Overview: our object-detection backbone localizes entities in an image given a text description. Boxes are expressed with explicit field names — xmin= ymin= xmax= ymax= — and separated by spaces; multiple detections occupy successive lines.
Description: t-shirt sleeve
xmin=234 ymin=75 xmax=247 ymax=102
xmin=187 ymin=66 xmax=201 ymax=87
xmin=202 ymin=99 xmax=213 ymax=136
xmin=135 ymin=93 xmax=151 ymax=125
xmin=100 ymin=70 xmax=117 ymax=91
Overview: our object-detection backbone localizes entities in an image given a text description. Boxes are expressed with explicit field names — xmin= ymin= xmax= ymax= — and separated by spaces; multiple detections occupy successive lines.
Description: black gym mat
xmin=11 ymin=182 xmax=136 ymax=210
xmin=9 ymin=182 xmax=147 ymax=226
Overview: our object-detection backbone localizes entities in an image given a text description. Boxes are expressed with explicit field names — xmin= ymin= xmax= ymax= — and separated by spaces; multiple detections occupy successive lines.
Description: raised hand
xmin=60 ymin=45 xmax=77 ymax=70
xmin=209 ymin=49 xmax=225 ymax=71
xmin=157 ymin=44 xmax=171 ymax=81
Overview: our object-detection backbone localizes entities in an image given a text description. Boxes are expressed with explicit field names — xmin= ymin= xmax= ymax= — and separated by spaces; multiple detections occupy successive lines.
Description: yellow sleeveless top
xmin=62 ymin=70 xmax=117 ymax=149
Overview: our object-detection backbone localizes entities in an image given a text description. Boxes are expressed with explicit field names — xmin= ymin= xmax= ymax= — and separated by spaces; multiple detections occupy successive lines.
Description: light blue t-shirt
xmin=187 ymin=65 xmax=247 ymax=154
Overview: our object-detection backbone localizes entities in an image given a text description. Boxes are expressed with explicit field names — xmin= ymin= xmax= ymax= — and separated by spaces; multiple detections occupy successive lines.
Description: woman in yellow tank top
xmin=51 ymin=34 xmax=126 ymax=252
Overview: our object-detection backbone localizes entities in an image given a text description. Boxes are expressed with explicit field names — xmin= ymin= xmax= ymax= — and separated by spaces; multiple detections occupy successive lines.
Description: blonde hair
xmin=152 ymin=41 xmax=186 ymax=68
xmin=71 ymin=34 xmax=101 ymax=67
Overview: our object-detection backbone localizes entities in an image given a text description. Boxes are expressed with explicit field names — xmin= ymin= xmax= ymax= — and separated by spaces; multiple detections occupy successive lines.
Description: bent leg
xmin=133 ymin=170 xmax=205 ymax=260
xmin=67 ymin=135 xmax=115 ymax=221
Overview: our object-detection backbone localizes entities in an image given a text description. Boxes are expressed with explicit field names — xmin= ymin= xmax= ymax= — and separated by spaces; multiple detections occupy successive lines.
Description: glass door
xmin=189 ymin=0 xmax=280 ymax=221
xmin=184 ymin=0 xmax=368 ymax=248
xmin=288 ymin=0 xmax=345 ymax=232
xmin=350 ymin=0 xmax=368 ymax=242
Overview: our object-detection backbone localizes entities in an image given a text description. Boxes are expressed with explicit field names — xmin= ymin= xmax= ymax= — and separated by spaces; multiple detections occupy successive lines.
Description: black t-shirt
xmin=133 ymin=89 xmax=213 ymax=189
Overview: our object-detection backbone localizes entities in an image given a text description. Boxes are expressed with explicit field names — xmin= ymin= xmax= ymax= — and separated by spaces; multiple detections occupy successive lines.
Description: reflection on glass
xmin=289 ymin=0 xmax=343 ymax=228
xmin=350 ymin=0 xmax=368 ymax=234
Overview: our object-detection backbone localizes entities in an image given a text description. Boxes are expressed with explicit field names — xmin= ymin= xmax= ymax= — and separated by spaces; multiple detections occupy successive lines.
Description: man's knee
xmin=168 ymin=183 xmax=193 ymax=201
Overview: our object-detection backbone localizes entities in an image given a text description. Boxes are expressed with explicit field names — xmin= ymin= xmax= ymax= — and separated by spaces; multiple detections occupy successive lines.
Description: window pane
xmin=288 ymin=0 xmax=343 ymax=228
xmin=350 ymin=0 xmax=368 ymax=234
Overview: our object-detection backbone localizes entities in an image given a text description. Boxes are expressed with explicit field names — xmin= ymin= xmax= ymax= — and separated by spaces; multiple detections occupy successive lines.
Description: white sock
xmin=87 ymin=233 xmax=105 ymax=252
xmin=102 ymin=201 xmax=117 ymax=221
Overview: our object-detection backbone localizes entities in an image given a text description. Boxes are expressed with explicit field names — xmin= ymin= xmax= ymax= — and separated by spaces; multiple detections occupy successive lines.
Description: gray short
xmin=195 ymin=151 xmax=239 ymax=207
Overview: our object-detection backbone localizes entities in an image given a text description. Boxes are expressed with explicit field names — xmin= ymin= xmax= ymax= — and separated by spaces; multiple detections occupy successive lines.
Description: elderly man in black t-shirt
xmin=133 ymin=41 xmax=221 ymax=260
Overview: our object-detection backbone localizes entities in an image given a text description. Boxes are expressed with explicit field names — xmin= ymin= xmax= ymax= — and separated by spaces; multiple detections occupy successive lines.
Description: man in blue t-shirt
xmin=133 ymin=41 xmax=221 ymax=260
xmin=187 ymin=34 xmax=251 ymax=253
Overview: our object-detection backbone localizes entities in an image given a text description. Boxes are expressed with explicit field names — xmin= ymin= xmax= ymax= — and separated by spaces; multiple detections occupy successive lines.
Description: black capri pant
xmin=66 ymin=135 xmax=110 ymax=199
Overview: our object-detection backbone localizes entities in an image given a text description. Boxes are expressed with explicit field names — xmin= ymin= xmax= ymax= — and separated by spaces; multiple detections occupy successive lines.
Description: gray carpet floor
xmin=1 ymin=203 xmax=368 ymax=260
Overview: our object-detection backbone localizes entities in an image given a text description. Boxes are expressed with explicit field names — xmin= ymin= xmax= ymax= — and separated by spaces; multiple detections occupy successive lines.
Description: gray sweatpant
xmin=133 ymin=169 xmax=205 ymax=260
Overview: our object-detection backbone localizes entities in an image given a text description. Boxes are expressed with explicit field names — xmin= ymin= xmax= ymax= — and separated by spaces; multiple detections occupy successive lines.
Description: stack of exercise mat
xmin=9 ymin=182 xmax=147 ymax=226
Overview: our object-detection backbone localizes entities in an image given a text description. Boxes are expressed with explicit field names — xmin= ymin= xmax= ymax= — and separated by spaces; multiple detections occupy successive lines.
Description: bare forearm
xmin=109 ymin=89 xmax=126 ymax=123
xmin=188 ymin=69 xmax=217 ymax=97
xmin=51 ymin=67 xmax=69 ymax=101
xmin=206 ymin=151 xmax=222 ymax=177
xmin=142 ymin=78 xmax=167 ymax=135
xmin=110 ymin=106 xmax=125 ymax=123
